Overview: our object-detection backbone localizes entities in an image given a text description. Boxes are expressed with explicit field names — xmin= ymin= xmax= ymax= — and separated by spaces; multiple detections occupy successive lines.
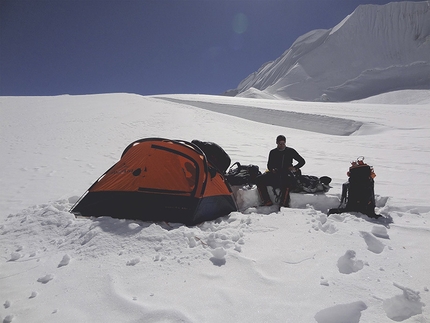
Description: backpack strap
xmin=231 ymin=161 xmax=241 ymax=168
xmin=227 ymin=162 xmax=241 ymax=173
xmin=272 ymin=187 xmax=281 ymax=203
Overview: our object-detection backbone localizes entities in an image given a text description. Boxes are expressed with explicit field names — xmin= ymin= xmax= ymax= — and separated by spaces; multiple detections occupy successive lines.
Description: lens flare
xmin=233 ymin=13 xmax=248 ymax=34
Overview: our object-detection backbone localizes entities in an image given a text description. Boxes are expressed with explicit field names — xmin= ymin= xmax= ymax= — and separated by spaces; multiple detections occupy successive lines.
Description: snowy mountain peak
xmin=227 ymin=1 xmax=430 ymax=102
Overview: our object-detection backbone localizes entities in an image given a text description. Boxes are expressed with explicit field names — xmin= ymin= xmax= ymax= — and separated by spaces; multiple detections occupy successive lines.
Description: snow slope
xmin=1 ymin=93 xmax=430 ymax=322
xmin=227 ymin=1 xmax=430 ymax=101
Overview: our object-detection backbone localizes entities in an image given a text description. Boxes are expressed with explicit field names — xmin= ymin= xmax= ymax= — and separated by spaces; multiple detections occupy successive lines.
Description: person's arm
xmin=293 ymin=150 xmax=305 ymax=169
xmin=267 ymin=150 xmax=276 ymax=172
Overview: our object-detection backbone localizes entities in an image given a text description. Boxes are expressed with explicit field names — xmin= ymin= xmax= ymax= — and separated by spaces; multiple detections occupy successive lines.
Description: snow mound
xmin=353 ymin=89 xmax=430 ymax=105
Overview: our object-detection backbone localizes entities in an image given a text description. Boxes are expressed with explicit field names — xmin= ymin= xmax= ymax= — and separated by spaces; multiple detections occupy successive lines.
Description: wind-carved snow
xmin=229 ymin=2 xmax=430 ymax=101
xmin=329 ymin=14 xmax=351 ymax=35
xmin=159 ymin=97 xmax=363 ymax=136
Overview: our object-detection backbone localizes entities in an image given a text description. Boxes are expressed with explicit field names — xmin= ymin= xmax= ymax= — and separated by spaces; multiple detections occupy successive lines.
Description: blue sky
xmin=0 ymin=0 xmax=419 ymax=96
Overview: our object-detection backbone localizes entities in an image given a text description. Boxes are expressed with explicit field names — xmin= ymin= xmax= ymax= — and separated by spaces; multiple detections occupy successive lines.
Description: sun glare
xmin=232 ymin=13 xmax=248 ymax=34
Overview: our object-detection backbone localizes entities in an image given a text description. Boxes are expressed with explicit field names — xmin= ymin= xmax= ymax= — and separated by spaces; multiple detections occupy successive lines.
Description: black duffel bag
xmin=225 ymin=162 xmax=262 ymax=187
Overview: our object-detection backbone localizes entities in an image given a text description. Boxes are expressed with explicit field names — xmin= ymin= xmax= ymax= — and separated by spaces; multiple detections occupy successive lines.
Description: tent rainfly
xmin=70 ymin=138 xmax=237 ymax=225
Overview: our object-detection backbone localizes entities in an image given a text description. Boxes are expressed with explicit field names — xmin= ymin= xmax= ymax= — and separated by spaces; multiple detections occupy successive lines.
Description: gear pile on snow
xmin=328 ymin=157 xmax=378 ymax=217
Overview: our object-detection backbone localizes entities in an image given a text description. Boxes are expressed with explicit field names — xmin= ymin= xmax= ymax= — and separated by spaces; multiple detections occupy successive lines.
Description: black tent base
xmin=328 ymin=207 xmax=380 ymax=218
xmin=71 ymin=191 xmax=236 ymax=226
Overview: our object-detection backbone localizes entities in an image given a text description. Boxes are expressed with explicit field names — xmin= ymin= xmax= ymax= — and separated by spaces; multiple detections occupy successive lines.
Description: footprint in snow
xmin=383 ymin=283 xmax=424 ymax=321
xmin=314 ymin=301 xmax=367 ymax=323
xmin=37 ymin=274 xmax=54 ymax=284
xmin=337 ymin=250 xmax=365 ymax=274
xmin=210 ymin=247 xmax=227 ymax=266
xmin=360 ymin=231 xmax=385 ymax=254
xmin=310 ymin=214 xmax=338 ymax=234
xmin=3 ymin=315 xmax=14 ymax=323
xmin=320 ymin=277 xmax=329 ymax=286
xmin=8 ymin=252 xmax=21 ymax=261
xmin=126 ymin=258 xmax=140 ymax=266
xmin=58 ymin=254 xmax=71 ymax=267
xmin=371 ymin=225 xmax=390 ymax=239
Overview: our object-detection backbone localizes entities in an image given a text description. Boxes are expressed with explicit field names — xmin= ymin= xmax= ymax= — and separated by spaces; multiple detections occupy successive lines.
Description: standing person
xmin=256 ymin=135 xmax=305 ymax=207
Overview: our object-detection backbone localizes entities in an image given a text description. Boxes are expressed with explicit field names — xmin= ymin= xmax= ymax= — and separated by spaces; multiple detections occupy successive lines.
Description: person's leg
xmin=255 ymin=172 xmax=275 ymax=206
xmin=279 ymin=171 xmax=295 ymax=207
xmin=279 ymin=187 xmax=290 ymax=207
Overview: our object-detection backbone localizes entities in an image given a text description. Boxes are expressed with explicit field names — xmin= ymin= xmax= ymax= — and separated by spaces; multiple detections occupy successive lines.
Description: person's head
xmin=276 ymin=135 xmax=286 ymax=150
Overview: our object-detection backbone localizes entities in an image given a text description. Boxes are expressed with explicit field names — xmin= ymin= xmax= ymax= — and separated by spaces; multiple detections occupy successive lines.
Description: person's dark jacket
xmin=267 ymin=147 xmax=305 ymax=173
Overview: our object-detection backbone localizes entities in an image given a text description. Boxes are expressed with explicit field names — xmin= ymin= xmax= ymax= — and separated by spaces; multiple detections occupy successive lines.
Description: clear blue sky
xmin=0 ymin=0 xmax=418 ymax=96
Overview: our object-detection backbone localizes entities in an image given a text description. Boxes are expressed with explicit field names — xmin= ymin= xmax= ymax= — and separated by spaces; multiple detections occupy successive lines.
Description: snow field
xmin=1 ymin=92 xmax=429 ymax=322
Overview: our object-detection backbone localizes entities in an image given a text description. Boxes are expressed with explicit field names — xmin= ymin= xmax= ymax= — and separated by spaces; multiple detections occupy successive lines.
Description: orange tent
xmin=70 ymin=138 xmax=237 ymax=225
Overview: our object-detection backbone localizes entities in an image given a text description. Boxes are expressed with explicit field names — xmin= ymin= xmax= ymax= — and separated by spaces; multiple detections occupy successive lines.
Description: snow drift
xmin=226 ymin=1 xmax=430 ymax=101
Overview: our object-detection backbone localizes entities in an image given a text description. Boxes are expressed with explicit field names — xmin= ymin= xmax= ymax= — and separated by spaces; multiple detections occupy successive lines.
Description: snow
xmin=1 ymin=91 xmax=430 ymax=322
xmin=230 ymin=1 xmax=430 ymax=101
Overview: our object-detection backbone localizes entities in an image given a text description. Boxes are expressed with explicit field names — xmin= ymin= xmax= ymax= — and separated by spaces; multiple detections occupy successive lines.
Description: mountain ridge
xmin=226 ymin=1 xmax=430 ymax=102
